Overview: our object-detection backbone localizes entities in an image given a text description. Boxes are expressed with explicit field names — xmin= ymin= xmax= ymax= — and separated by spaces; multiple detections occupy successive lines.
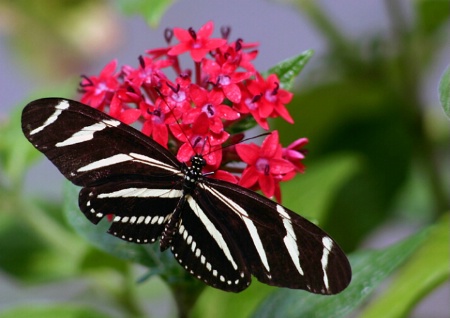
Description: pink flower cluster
xmin=79 ymin=21 xmax=308 ymax=202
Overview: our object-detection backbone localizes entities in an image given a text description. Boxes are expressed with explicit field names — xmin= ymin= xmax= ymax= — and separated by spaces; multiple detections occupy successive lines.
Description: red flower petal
xmin=260 ymin=131 xmax=279 ymax=158
xmin=259 ymin=173 xmax=275 ymax=198
xmin=235 ymin=143 xmax=260 ymax=164
xmin=274 ymin=183 xmax=282 ymax=203
xmin=101 ymin=59 xmax=118 ymax=77
xmin=173 ymin=28 xmax=192 ymax=42
xmin=190 ymin=49 xmax=211 ymax=62
xmin=152 ymin=123 xmax=169 ymax=148
xmin=197 ymin=20 xmax=214 ymax=38
xmin=239 ymin=166 xmax=259 ymax=188
xmin=120 ymin=109 xmax=141 ymax=124
xmin=213 ymin=170 xmax=238 ymax=183
xmin=273 ymin=103 xmax=294 ymax=123
xmin=223 ymin=83 xmax=241 ymax=103
xmin=177 ymin=142 xmax=194 ymax=163
xmin=216 ymin=105 xmax=240 ymax=120
xmin=269 ymin=158 xmax=295 ymax=174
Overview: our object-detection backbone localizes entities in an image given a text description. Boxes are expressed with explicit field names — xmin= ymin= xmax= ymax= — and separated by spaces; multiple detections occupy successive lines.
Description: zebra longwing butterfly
xmin=21 ymin=98 xmax=351 ymax=294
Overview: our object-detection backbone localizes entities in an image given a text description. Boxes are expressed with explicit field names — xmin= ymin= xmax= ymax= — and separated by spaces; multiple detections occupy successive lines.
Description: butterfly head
xmin=190 ymin=155 xmax=207 ymax=171
xmin=181 ymin=155 xmax=207 ymax=191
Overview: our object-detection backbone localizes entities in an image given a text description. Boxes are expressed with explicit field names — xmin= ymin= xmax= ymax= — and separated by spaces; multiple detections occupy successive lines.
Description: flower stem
xmin=169 ymin=282 xmax=204 ymax=318
xmin=195 ymin=62 xmax=202 ymax=85
xmin=118 ymin=264 xmax=146 ymax=318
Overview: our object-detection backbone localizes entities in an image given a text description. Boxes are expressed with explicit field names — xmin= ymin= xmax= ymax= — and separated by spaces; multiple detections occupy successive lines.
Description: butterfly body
xmin=160 ymin=155 xmax=206 ymax=251
xmin=22 ymin=98 xmax=351 ymax=294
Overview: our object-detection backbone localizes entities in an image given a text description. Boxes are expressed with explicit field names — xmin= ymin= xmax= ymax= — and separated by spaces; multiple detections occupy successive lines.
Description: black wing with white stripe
xmin=22 ymin=98 xmax=181 ymax=186
xmin=193 ymin=178 xmax=351 ymax=294
xmin=78 ymin=179 xmax=181 ymax=243
xmin=170 ymin=195 xmax=250 ymax=292
xmin=22 ymin=98 xmax=351 ymax=294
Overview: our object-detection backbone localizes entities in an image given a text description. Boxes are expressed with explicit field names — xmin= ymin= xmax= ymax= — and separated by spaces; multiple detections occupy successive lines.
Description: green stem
xmin=117 ymin=264 xmax=145 ymax=318
xmin=167 ymin=279 xmax=205 ymax=318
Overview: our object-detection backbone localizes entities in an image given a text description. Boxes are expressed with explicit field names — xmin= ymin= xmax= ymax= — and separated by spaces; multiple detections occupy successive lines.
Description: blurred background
xmin=0 ymin=0 xmax=448 ymax=317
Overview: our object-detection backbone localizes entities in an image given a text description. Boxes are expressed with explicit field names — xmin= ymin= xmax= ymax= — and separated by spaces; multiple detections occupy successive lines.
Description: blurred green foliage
xmin=440 ymin=65 xmax=450 ymax=117
xmin=0 ymin=0 xmax=448 ymax=317
xmin=276 ymin=0 xmax=450 ymax=250
xmin=116 ymin=0 xmax=174 ymax=27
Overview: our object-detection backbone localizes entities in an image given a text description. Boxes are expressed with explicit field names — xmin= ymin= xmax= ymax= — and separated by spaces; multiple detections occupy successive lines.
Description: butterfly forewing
xmin=22 ymin=98 xmax=181 ymax=187
xmin=22 ymin=98 xmax=351 ymax=294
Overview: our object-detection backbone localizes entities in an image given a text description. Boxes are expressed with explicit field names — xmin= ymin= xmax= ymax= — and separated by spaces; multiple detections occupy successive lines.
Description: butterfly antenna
xmin=154 ymin=85 xmax=197 ymax=155
xmin=203 ymin=132 xmax=271 ymax=157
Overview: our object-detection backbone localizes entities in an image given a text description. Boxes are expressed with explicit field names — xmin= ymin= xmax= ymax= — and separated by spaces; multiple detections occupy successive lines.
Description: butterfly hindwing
xmin=78 ymin=179 xmax=183 ymax=243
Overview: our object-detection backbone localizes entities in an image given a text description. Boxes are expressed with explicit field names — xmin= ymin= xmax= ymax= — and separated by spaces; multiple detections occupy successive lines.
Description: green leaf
xmin=266 ymin=50 xmax=314 ymax=90
xmin=0 ymin=304 xmax=110 ymax=318
xmin=116 ymin=0 xmax=174 ymax=27
xmin=226 ymin=115 xmax=258 ymax=135
xmin=251 ymin=226 xmax=429 ymax=318
xmin=439 ymin=65 xmax=450 ymax=118
xmin=359 ymin=213 xmax=450 ymax=318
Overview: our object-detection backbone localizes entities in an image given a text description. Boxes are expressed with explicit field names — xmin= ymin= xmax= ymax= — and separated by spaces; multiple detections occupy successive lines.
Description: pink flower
xmin=80 ymin=60 xmax=120 ymax=110
xmin=234 ymin=73 xmax=294 ymax=130
xmin=236 ymin=131 xmax=295 ymax=202
xmin=123 ymin=56 xmax=171 ymax=92
xmin=283 ymin=137 xmax=308 ymax=173
xmin=159 ymin=78 xmax=192 ymax=113
xmin=184 ymin=85 xmax=240 ymax=133
xmin=215 ymin=39 xmax=259 ymax=72
xmin=140 ymin=99 xmax=174 ymax=148
xmin=78 ymin=21 xmax=305 ymax=201
xmin=202 ymin=59 xmax=252 ymax=103
xmin=168 ymin=21 xmax=226 ymax=62
xmin=171 ymin=112 xmax=228 ymax=169
xmin=234 ymin=85 xmax=269 ymax=129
